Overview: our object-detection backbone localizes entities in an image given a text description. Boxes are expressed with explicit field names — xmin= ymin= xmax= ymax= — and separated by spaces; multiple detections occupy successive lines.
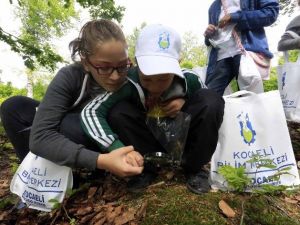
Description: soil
xmin=0 ymin=121 xmax=299 ymax=225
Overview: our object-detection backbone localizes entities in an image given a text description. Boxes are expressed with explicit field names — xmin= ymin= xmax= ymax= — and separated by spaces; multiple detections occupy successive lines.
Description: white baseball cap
xmin=135 ymin=24 xmax=183 ymax=78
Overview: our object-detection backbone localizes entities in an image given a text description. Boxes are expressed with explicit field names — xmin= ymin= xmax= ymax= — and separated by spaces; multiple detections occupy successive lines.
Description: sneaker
xmin=127 ymin=172 xmax=157 ymax=193
xmin=186 ymin=169 xmax=210 ymax=194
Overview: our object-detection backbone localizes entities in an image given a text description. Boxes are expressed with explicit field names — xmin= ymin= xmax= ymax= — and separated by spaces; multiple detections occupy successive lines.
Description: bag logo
xmin=237 ymin=112 xmax=256 ymax=145
xmin=281 ymin=71 xmax=286 ymax=90
xmin=158 ymin=32 xmax=170 ymax=50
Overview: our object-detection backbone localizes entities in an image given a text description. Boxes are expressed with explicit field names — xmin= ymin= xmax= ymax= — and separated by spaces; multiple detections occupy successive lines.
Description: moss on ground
xmin=126 ymin=181 xmax=300 ymax=225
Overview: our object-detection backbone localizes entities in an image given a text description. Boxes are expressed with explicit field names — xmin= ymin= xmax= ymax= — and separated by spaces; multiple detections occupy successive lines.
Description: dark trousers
xmin=0 ymin=96 xmax=98 ymax=161
xmin=205 ymin=55 xmax=241 ymax=96
xmin=107 ymin=89 xmax=224 ymax=174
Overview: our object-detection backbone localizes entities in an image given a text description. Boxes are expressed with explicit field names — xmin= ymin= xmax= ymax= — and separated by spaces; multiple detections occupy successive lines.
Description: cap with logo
xmin=135 ymin=24 xmax=183 ymax=78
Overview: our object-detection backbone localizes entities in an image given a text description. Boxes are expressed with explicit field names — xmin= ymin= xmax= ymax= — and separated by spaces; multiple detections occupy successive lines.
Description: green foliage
xmin=255 ymin=184 xmax=288 ymax=195
xmin=0 ymin=82 xmax=26 ymax=104
xmin=1 ymin=0 xmax=125 ymax=71
xmin=17 ymin=0 xmax=77 ymax=40
xmin=142 ymin=187 xmax=229 ymax=225
xmin=0 ymin=198 xmax=14 ymax=210
xmin=218 ymin=154 xmax=294 ymax=194
xmin=0 ymin=122 xmax=5 ymax=136
xmin=246 ymin=154 xmax=277 ymax=170
xmin=126 ymin=23 xmax=147 ymax=64
xmin=278 ymin=50 xmax=299 ymax=65
xmin=0 ymin=77 xmax=49 ymax=103
xmin=218 ymin=165 xmax=251 ymax=192
xmin=243 ymin=196 xmax=299 ymax=225
xmin=0 ymin=28 xmax=64 ymax=71
xmin=180 ymin=60 xmax=194 ymax=69
xmin=76 ymin=0 xmax=125 ymax=22
xmin=181 ymin=32 xmax=207 ymax=68
xmin=279 ymin=0 xmax=298 ymax=15
xmin=33 ymin=80 xmax=48 ymax=101
xmin=66 ymin=188 xmax=78 ymax=198
xmin=15 ymin=0 xmax=77 ymax=70
xmin=263 ymin=68 xmax=278 ymax=92
xmin=9 ymin=154 xmax=19 ymax=173
xmin=10 ymin=162 xmax=19 ymax=174
xmin=69 ymin=218 xmax=77 ymax=225
xmin=48 ymin=198 xmax=62 ymax=210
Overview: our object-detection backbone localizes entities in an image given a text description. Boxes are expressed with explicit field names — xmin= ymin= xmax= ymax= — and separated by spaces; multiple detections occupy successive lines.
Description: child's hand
xmin=97 ymin=146 xmax=144 ymax=177
xmin=126 ymin=150 xmax=144 ymax=167
xmin=160 ymin=98 xmax=185 ymax=118
xmin=204 ymin=24 xmax=217 ymax=38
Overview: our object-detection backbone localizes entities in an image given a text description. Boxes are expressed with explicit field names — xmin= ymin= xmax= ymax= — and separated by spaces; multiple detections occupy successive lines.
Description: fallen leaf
xmin=114 ymin=211 xmax=135 ymax=225
xmin=219 ymin=200 xmax=236 ymax=218
xmin=88 ymin=186 xmax=98 ymax=199
xmin=106 ymin=205 xmax=123 ymax=223
xmin=75 ymin=206 xmax=93 ymax=216
xmin=80 ymin=211 xmax=97 ymax=224
xmin=129 ymin=222 xmax=138 ymax=225
xmin=135 ymin=201 xmax=148 ymax=221
xmin=90 ymin=211 xmax=106 ymax=225
xmin=0 ymin=211 xmax=9 ymax=221
xmin=94 ymin=216 xmax=106 ymax=225
xmin=284 ymin=197 xmax=298 ymax=204
xmin=293 ymin=195 xmax=300 ymax=201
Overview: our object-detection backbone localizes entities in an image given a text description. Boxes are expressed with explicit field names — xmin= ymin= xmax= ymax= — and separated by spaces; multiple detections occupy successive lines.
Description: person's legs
xmin=205 ymin=55 xmax=241 ymax=95
xmin=181 ymin=89 xmax=225 ymax=193
xmin=0 ymin=96 xmax=39 ymax=161
xmin=60 ymin=112 xmax=99 ymax=152
xmin=0 ymin=96 xmax=100 ymax=162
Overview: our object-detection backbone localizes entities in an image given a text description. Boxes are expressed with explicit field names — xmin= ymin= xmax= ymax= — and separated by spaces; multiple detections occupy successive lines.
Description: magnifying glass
xmin=144 ymin=152 xmax=180 ymax=167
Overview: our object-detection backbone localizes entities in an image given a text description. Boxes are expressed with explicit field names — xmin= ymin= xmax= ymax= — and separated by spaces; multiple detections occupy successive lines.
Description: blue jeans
xmin=205 ymin=54 xmax=241 ymax=95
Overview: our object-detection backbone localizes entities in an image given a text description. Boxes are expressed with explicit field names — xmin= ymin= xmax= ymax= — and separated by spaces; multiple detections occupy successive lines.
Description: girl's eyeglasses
xmin=86 ymin=58 xmax=130 ymax=76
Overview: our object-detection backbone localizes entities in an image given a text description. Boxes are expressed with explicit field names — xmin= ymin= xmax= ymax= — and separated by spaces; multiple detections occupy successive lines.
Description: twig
xmin=264 ymin=196 xmax=286 ymax=215
xmin=239 ymin=200 xmax=246 ymax=225
xmin=62 ymin=204 xmax=72 ymax=221
xmin=50 ymin=210 xmax=61 ymax=225
xmin=147 ymin=181 xmax=165 ymax=189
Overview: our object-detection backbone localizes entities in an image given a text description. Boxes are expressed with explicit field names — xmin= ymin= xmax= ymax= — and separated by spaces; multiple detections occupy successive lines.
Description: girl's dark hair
xmin=69 ymin=19 xmax=127 ymax=62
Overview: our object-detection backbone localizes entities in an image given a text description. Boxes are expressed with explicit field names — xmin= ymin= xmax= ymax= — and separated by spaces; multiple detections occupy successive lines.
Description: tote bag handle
xmin=223 ymin=90 xmax=256 ymax=99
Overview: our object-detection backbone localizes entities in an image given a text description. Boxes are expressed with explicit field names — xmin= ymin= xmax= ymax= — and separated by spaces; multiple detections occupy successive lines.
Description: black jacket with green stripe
xmin=80 ymin=67 xmax=206 ymax=151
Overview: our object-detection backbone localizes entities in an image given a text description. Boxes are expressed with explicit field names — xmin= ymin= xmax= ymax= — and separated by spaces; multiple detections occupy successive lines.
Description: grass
xmin=124 ymin=180 xmax=300 ymax=225
xmin=139 ymin=185 xmax=231 ymax=225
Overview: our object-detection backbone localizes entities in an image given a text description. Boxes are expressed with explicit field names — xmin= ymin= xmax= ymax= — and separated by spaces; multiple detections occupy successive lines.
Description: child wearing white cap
xmin=81 ymin=24 xmax=225 ymax=194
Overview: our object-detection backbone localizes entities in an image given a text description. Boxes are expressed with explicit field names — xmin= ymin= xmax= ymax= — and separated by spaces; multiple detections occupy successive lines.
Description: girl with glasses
xmin=0 ymin=19 xmax=143 ymax=178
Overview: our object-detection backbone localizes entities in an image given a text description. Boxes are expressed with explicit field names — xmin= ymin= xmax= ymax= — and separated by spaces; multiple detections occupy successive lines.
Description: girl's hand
xmin=97 ymin=146 xmax=143 ymax=177
xmin=125 ymin=150 xmax=144 ymax=167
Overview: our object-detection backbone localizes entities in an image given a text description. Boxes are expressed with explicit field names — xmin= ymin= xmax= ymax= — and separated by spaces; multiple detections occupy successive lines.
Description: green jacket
xmin=80 ymin=67 xmax=205 ymax=151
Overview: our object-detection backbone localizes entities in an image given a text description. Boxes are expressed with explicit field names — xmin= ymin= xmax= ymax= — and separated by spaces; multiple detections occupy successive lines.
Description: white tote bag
xmin=277 ymin=51 xmax=300 ymax=123
xmin=10 ymin=152 xmax=73 ymax=212
xmin=210 ymin=91 xmax=300 ymax=191
xmin=238 ymin=52 xmax=264 ymax=94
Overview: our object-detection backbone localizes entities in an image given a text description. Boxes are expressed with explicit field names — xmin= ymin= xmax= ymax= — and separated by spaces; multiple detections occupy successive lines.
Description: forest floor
xmin=0 ymin=122 xmax=300 ymax=225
